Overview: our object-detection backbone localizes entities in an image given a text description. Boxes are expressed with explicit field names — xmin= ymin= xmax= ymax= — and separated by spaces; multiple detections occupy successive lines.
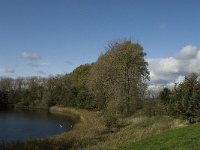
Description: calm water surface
xmin=0 ymin=110 xmax=72 ymax=141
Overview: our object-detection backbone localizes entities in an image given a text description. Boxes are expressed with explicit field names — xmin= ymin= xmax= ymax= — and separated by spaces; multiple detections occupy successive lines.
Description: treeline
xmin=141 ymin=73 xmax=200 ymax=124
xmin=0 ymin=64 xmax=93 ymax=110
xmin=0 ymin=40 xmax=149 ymax=125
xmin=1 ymin=40 xmax=200 ymax=125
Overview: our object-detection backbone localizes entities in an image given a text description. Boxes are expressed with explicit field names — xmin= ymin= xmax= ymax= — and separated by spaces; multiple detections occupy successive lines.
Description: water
xmin=0 ymin=110 xmax=72 ymax=141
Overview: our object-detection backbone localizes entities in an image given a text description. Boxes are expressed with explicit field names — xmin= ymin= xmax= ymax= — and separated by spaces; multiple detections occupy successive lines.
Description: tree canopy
xmin=88 ymin=40 xmax=149 ymax=116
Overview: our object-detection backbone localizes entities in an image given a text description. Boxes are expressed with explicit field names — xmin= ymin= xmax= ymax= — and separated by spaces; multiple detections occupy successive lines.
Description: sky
xmin=0 ymin=0 xmax=200 ymax=87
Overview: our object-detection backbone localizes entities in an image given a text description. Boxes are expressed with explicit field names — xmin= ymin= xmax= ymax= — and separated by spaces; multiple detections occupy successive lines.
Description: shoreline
xmin=46 ymin=106 xmax=106 ymax=148
xmin=0 ymin=106 xmax=106 ymax=150
xmin=49 ymin=106 xmax=81 ymax=125
xmin=0 ymin=106 xmax=187 ymax=150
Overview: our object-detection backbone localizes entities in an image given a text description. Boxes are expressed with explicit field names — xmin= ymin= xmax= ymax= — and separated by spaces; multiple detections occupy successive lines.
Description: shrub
xmin=142 ymin=100 xmax=167 ymax=117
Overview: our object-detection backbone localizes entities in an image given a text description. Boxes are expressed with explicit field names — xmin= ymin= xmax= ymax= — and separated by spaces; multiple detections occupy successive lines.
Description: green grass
xmin=118 ymin=123 xmax=200 ymax=150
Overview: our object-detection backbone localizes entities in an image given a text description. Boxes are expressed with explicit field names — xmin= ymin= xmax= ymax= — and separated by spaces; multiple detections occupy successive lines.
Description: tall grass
xmin=82 ymin=115 xmax=187 ymax=150
xmin=48 ymin=106 xmax=107 ymax=149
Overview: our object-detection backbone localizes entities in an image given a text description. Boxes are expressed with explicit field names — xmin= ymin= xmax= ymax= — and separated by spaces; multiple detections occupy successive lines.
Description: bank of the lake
xmin=47 ymin=106 xmax=107 ymax=148
xmin=0 ymin=106 xmax=107 ymax=150
xmin=0 ymin=106 xmax=188 ymax=150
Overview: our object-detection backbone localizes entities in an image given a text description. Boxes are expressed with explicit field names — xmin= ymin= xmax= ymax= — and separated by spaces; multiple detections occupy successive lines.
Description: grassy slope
xmin=83 ymin=116 xmax=186 ymax=150
xmin=118 ymin=123 xmax=200 ymax=150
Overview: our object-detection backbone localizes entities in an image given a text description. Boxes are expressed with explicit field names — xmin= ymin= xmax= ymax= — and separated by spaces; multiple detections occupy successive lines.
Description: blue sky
xmin=0 ymin=0 xmax=200 ymax=86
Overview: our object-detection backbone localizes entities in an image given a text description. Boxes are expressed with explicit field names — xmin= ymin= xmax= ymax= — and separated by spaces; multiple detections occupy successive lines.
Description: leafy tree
xmin=170 ymin=73 xmax=200 ymax=123
xmin=69 ymin=64 xmax=93 ymax=108
xmin=88 ymin=40 xmax=149 ymax=116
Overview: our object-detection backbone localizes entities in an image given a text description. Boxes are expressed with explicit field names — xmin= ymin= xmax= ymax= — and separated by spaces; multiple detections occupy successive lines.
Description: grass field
xmin=118 ymin=123 xmax=200 ymax=150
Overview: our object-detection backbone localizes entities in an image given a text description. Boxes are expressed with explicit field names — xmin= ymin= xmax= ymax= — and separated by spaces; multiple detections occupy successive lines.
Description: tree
xmin=170 ymin=73 xmax=200 ymax=123
xmin=69 ymin=64 xmax=93 ymax=108
xmin=88 ymin=40 xmax=149 ymax=116
xmin=160 ymin=87 xmax=171 ymax=104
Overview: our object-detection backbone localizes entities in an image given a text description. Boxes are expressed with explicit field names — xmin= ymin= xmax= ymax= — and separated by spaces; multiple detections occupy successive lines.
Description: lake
xmin=0 ymin=110 xmax=72 ymax=141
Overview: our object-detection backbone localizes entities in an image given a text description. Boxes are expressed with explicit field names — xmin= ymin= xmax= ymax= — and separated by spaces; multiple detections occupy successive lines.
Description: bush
xmin=104 ymin=111 xmax=119 ymax=128
xmin=142 ymin=100 xmax=167 ymax=117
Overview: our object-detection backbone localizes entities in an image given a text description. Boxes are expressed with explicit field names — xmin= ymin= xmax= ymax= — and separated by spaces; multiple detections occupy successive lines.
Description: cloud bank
xmin=148 ymin=45 xmax=200 ymax=88
xmin=5 ymin=68 xmax=15 ymax=74
xmin=0 ymin=67 xmax=15 ymax=74
xmin=21 ymin=51 xmax=41 ymax=60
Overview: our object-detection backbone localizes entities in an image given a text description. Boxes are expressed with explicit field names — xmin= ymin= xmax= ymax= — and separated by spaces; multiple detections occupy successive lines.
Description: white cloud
xmin=148 ymin=45 xmax=200 ymax=88
xmin=176 ymin=45 xmax=198 ymax=59
xmin=152 ymin=57 xmax=180 ymax=74
xmin=21 ymin=51 xmax=41 ymax=60
xmin=5 ymin=68 xmax=15 ymax=74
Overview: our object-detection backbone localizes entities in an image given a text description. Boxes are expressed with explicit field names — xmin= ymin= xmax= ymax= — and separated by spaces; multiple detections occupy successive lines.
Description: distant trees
xmin=0 ymin=78 xmax=13 ymax=110
xmin=160 ymin=87 xmax=171 ymax=105
xmin=0 ymin=90 xmax=8 ymax=110
xmin=0 ymin=64 xmax=94 ymax=110
xmin=88 ymin=40 xmax=149 ymax=116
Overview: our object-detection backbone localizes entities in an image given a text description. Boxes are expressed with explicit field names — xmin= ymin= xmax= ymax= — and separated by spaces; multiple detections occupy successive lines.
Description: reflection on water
xmin=0 ymin=110 xmax=71 ymax=141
